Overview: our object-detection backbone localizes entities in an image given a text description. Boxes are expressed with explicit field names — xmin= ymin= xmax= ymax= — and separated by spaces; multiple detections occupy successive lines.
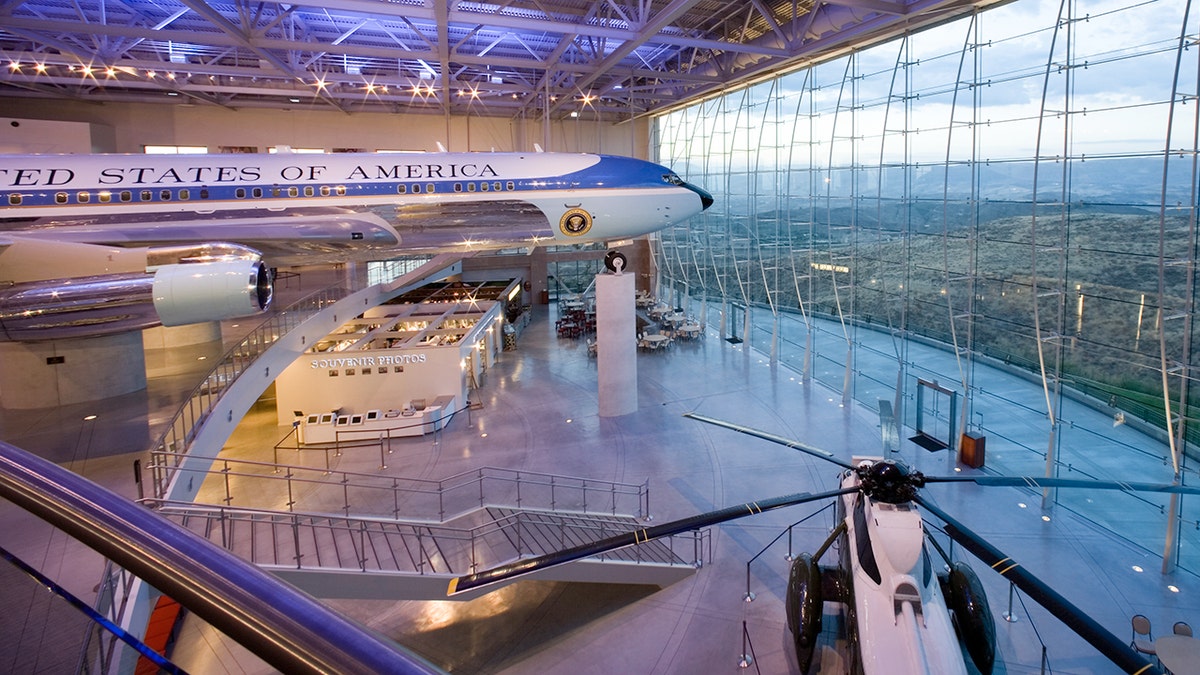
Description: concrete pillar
xmin=595 ymin=271 xmax=637 ymax=417
xmin=0 ymin=332 xmax=147 ymax=409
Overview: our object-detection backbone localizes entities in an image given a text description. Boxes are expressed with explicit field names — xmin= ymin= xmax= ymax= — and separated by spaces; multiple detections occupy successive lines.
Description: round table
xmin=640 ymin=334 xmax=671 ymax=350
xmin=1156 ymin=634 xmax=1200 ymax=675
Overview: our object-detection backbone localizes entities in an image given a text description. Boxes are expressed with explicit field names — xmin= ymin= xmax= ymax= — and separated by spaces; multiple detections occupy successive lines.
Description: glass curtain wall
xmin=655 ymin=0 xmax=1199 ymax=572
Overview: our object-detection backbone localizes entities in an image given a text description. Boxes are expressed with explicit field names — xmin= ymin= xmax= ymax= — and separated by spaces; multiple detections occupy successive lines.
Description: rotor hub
xmin=857 ymin=459 xmax=925 ymax=503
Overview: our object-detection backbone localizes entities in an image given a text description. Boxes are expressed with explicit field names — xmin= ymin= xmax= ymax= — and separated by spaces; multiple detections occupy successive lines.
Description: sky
xmin=657 ymin=0 xmax=1195 ymax=171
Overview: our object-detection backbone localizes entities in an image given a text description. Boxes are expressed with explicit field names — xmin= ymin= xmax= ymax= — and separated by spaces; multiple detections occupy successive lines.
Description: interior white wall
xmin=275 ymin=347 xmax=466 ymax=426
xmin=0 ymin=99 xmax=650 ymax=158
xmin=0 ymin=117 xmax=110 ymax=153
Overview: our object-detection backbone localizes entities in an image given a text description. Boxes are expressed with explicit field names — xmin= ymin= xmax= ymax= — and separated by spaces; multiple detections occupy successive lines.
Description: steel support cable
xmin=876 ymin=35 xmax=912 ymax=364
xmin=785 ymin=69 xmax=816 ymax=332
xmin=939 ymin=14 xmax=983 ymax=441
xmin=823 ymin=56 xmax=857 ymax=348
xmin=1153 ymin=0 xmax=1197 ymax=572
xmin=1154 ymin=0 xmax=1198 ymax=479
xmin=1028 ymin=0 xmax=1073 ymax=504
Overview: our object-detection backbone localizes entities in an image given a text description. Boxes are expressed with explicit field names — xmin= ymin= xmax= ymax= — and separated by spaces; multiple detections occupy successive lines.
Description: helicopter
xmin=448 ymin=411 xmax=1199 ymax=674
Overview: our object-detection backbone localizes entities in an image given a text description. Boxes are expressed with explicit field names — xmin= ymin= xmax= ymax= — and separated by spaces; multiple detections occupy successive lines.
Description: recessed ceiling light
xmin=1132 ymin=565 xmax=1144 ymax=573
xmin=1041 ymin=515 xmax=1051 ymax=522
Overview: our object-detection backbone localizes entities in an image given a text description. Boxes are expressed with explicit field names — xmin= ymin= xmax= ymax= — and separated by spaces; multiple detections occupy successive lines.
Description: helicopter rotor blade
xmin=913 ymin=495 xmax=1162 ymax=675
xmin=684 ymin=412 xmax=856 ymax=470
xmin=923 ymin=474 xmax=1200 ymax=497
xmin=448 ymin=486 xmax=858 ymax=597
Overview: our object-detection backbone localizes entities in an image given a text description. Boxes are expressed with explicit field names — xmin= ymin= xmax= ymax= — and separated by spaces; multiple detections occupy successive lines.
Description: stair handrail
xmin=147 ymin=451 xmax=651 ymax=522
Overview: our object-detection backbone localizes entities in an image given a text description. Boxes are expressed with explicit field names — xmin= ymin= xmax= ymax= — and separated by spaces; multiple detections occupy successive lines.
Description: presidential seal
xmin=559 ymin=208 xmax=593 ymax=236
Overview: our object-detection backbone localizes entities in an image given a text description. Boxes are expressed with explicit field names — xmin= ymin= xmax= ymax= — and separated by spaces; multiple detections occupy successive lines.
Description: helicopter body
xmin=786 ymin=461 xmax=985 ymax=674
xmin=450 ymin=413 xmax=1175 ymax=675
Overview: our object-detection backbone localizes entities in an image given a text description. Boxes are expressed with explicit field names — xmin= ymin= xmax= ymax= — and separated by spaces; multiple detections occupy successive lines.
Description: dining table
xmin=662 ymin=311 xmax=686 ymax=324
xmin=1156 ymin=634 xmax=1200 ymax=675
xmin=640 ymin=334 xmax=671 ymax=349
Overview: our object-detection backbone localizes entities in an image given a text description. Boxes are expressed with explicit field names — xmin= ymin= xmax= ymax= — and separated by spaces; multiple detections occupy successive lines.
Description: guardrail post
xmin=292 ymin=516 xmax=302 ymax=568
xmin=133 ymin=459 xmax=144 ymax=502
xmin=737 ymin=620 xmax=755 ymax=669
xmin=438 ymin=478 xmax=446 ymax=521
xmin=1003 ymin=581 xmax=1020 ymax=622
xmin=357 ymin=522 xmax=367 ymax=572
xmin=222 ymin=460 xmax=233 ymax=505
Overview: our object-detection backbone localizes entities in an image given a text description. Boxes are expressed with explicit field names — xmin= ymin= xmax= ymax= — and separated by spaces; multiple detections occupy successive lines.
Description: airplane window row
xmin=7 ymin=180 xmax=521 ymax=206
xmin=448 ymin=181 xmax=515 ymax=193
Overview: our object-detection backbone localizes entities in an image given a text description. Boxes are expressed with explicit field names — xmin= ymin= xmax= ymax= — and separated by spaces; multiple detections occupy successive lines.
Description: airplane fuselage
xmin=0 ymin=151 xmax=712 ymax=264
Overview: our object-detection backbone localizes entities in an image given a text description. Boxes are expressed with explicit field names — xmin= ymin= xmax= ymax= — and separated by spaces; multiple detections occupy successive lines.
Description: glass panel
xmin=655 ymin=0 xmax=1199 ymax=573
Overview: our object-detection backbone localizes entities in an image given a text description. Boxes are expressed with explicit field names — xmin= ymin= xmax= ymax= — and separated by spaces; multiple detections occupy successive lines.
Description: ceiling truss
xmin=0 ymin=0 xmax=1007 ymax=122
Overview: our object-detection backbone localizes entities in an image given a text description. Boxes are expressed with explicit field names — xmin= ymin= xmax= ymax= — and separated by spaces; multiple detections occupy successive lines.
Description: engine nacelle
xmin=0 ymin=259 xmax=273 ymax=341
xmin=152 ymin=259 xmax=273 ymax=327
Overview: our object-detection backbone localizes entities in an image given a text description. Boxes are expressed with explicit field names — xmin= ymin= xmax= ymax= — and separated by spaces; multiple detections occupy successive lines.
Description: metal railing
xmin=271 ymin=404 xmax=473 ymax=470
xmin=76 ymin=562 xmax=141 ymax=674
xmin=148 ymin=282 xmax=358 ymax=497
xmin=150 ymin=501 xmax=702 ymax=577
xmin=147 ymin=452 xmax=651 ymax=523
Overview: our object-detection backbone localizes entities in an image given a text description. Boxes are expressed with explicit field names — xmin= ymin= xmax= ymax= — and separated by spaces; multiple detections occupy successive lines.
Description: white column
xmin=595 ymin=271 xmax=637 ymax=417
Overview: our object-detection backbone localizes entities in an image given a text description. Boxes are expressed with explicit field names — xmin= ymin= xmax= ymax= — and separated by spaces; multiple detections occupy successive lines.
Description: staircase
xmin=157 ymin=502 xmax=703 ymax=601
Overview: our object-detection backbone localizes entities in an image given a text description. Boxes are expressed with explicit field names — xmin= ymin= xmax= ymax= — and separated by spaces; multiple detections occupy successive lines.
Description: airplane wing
xmin=2 ymin=206 xmax=401 ymax=265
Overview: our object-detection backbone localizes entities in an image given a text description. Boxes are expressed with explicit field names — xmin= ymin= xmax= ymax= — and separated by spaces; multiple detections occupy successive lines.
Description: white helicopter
xmin=450 ymin=412 xmax=1192 ymax=675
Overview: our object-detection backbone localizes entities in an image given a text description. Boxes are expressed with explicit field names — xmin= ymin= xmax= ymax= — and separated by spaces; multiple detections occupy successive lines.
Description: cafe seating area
xmin=1131 ymin=615 xmax=1198 ymax=675
xmin=555 ymin=294 xmax=596 ymax=339
xmin=554 ymin=289 xmax=704 ymax=355
xmin=635 ymin=290 xmax=703 ymax=352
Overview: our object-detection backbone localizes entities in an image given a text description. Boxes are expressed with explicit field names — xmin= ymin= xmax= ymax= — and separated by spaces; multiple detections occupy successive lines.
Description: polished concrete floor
xmin=3 ymin=273 xmax=1199 ymax=674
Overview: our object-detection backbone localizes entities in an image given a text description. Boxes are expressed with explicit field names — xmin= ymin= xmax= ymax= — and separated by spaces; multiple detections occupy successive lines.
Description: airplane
xmin=447 ymin=412 xmax=1200 ymax=675
xmin=0 ymin=150 xmax=713 ymax=340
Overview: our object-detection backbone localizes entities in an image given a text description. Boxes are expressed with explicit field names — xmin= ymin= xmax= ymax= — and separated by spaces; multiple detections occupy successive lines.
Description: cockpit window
xmin=663 ymin=173 xmax=685 ymax=186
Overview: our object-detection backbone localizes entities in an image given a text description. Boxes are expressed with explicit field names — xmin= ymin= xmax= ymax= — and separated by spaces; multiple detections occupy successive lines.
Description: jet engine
xmin=0 ymin=244 xmax=273 ymax=341
xmin=152 ymin=259 xmax=273 ymax=327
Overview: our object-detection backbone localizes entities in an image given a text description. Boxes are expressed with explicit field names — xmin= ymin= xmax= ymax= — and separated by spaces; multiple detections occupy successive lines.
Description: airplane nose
xmin=685 ymin=182 xmax=714 ymax=210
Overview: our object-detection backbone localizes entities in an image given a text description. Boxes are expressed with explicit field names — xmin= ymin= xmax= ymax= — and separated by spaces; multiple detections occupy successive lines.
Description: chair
xmin=1174 ymin=621 xmax=1192 ymax=637
xmin=1131 ymin=614 xmax=1156 ymax=656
